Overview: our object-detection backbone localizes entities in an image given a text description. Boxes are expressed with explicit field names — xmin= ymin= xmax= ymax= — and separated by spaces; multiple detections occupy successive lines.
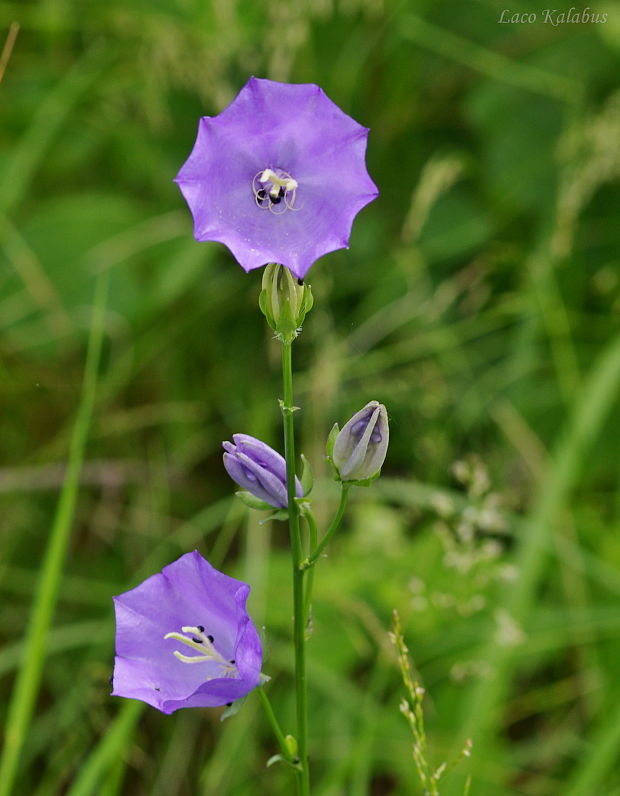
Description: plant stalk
xmin=301 ymin=484 xmax=350 ymax=570
xmin=257 ymin=686 xmax=293 ymax=764
xmin=281 ymin=340 xmax=310 ymax=795
xmin=302 ymin=510 xmax=318 ymax=632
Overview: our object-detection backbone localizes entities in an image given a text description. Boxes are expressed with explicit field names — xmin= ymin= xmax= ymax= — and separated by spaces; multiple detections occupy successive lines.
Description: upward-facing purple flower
xmin=112 ymin=551 xmax=262 ymax=714
xmin=175 ymin=76 xmax=378 ymax=279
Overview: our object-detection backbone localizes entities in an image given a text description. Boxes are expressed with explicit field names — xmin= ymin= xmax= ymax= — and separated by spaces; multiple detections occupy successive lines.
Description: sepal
xmin=235 ymin=491 xmax=274 ymax=511
xmin=222 ymin=673 xmax=270 ymax=722
xmin=346 ymin=468 xmax=382 ymax=488
xmin=325 ymin=422 xmax=341 ymax=481
xmin=259 ymin=509 xmax=289 ymax=524
xmin=300 ymin=454 xmax=314 ymax=495
xmin=220 ymin=696 xmax=246 ymax=721
xmin=266 ymin=754 xmax=302 ymax=771
xmin=258 ymin=288 xmax=272 ymax=327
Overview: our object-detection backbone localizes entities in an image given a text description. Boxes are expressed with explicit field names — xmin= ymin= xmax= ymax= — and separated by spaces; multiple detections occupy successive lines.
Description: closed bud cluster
xmin=259 ymin=263 xmax=313 ymax=342
xmin=329 ymin=401 xmax=389 ymax=483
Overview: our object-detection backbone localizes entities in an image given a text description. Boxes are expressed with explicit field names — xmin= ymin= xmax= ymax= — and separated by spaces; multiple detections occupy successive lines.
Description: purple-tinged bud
xmin=222 ymin=434 xmax=303 ymax=508
xmin=331 ymin=401 xmax=389 ymax=482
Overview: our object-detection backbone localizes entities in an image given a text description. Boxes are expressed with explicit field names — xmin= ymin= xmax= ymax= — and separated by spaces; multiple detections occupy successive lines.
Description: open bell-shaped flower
xmin=174 ymin=76 xmax=378 ymax=279
xmin=329 ymin=401 xmax=389 ymax=483
xmin=112 ymin=551 xmax=263 ymax=714
xmin=223 ymin=434 xmax=303 ymax=508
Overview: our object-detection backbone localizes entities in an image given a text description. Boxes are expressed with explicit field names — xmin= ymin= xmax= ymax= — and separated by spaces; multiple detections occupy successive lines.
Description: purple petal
xmin=233 ymin=435 xmax=304 ymax=498
xmin=223 ymin=451 xmax=287 ymax=508
xmin=232 ymin=434 xmax=288 ymax=483
xmin=223 ymin=435 xmax=304 ymax=505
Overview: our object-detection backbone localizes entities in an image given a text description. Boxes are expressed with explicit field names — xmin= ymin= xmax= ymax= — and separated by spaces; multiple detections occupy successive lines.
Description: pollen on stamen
xmin=252 ymin=169 xmax=300 ymax=213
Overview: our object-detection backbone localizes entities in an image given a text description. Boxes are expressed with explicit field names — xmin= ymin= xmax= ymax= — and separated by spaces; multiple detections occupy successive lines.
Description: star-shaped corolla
xmin=112 ymin=551 xmax=263 ymax=714
xmin=175 ymin=76 xmax=378 ymax=280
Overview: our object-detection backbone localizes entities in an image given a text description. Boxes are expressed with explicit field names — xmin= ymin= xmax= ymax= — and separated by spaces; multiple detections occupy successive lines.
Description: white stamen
xmin=173 ymin=650 xmax=213 ymax=663
xmin=252 ymin=169 xmax=301 ymax=213
xmin=164 ymin=626 xmax=238 ymax=678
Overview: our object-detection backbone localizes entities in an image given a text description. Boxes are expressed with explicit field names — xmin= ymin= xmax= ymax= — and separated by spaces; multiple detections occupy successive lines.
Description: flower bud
xmin=259 ymin=264 xmax=313 ymax=341
xmin=331 ymin=401 xmax=389 ymax=482
xmin=223 ymin=434 xmax=303 ymax=508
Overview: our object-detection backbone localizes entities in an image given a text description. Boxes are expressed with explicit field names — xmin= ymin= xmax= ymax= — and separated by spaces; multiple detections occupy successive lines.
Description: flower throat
xmin=253 ymin=168 xmax=299 ymax=213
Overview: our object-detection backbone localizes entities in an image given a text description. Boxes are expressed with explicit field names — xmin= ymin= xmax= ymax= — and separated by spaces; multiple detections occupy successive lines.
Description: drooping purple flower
xmin=332 ymin=401 xmax=389 ymax=481
xmin=223 ymin=433 xmax=303 ymax=508
xmin=112 ymin=551 xmax=262 ymax=714
xmin=175 ymin=76 xmax=378 ymax=280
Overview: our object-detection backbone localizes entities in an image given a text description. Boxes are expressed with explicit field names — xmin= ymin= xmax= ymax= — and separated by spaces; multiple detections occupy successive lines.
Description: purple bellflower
xmin=112 ymin=551 xmax=262 ymax=714
xmin=223 ymin=433 xmax=303 ymax=508
xmin=175 ymin=76 xmax=378 ymax=280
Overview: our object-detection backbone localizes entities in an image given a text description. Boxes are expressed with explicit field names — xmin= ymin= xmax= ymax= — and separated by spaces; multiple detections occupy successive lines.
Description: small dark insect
xmin=229 ymin=659 xmax=235 ymax=665
xmin=226 ymin=702 xmax=233 ymax=707
xmin=297 ymin=278 xmax=304 ymax=286
xmin=154 ymin=687 xmax=161 ymax=692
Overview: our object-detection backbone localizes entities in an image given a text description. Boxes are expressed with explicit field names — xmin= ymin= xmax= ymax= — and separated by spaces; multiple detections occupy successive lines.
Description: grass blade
xmin=564 ymin=700 xmax=620 ymax=796
xmin=457 ymin=330 xmax=620 ymax=761
xmin=0 ymin=270 xmax=109 ymax=796
xmin=65 ymin=701 xmax=143 ymax=796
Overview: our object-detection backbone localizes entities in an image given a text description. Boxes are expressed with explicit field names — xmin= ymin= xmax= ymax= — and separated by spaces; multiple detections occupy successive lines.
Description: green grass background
xmin=1 ymin=0 xmax=620 ymax=793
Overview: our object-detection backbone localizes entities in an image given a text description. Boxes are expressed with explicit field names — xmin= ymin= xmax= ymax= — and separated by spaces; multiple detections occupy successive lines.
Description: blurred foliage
xmin=2 ymin=0 xmax=620 ymax=794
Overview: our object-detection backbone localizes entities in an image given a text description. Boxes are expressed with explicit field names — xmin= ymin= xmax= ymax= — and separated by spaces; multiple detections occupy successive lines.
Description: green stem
xmin=281 ymin=340 xmax=310 ymax=795
xmin=302 ymin=510 xmax=319 ymax=634
xmin=301 ymin=484 xmax=350 ymax=570
xmin=256 ymin=686 xmax=292 ymax=763
xmin=0 ymin=270 xmax=108 ymax=796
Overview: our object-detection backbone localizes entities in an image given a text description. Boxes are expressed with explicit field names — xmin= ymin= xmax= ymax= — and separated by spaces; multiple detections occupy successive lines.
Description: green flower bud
xmin=259 ymin=263 xmax=313 ymax=342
